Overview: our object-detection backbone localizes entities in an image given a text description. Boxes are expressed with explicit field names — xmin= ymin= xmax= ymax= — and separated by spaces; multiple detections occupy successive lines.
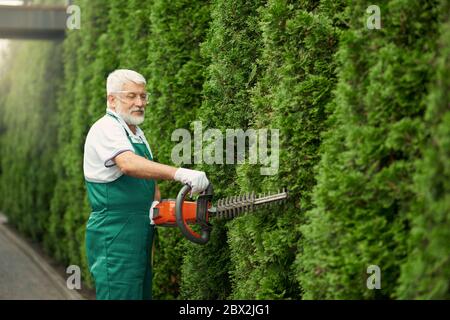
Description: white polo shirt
xmin=83 ymin=109 xmax=153 ymax=183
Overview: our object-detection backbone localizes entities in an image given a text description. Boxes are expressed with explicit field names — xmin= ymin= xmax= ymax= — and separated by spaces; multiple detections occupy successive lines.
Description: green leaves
xmin=300 ymin=0 xmax=445 ymax=299
xmin=396 ymin=0 xmax=450 ymax=299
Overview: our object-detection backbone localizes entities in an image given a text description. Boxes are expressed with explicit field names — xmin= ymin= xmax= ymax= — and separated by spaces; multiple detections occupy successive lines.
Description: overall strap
xmin=105 ymin=109 xmax=154 ymax=159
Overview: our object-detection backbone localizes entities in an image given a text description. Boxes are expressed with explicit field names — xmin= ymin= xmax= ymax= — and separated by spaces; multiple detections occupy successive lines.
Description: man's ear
xmin=107 ymin=94 xmax=116 ymax=109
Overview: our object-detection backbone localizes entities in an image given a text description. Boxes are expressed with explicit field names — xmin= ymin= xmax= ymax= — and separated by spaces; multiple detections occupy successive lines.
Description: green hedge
xmin=0 ymin=0 xmax=65 ymax=240
xmin=181 ymin=0 xmax=266 ymax=299
xmin=145 ymin=0 xmax=211 ymax=299
xmin=300 ymin=0 xmax=443 ymax=299
xmin=0 ymin=0 xmax=448 ymax=299
xmin=396 ymin=0 xmax=450 ymax=299
xmin=0 ymin=40 xmax=62 ymax=242
xmin=238 ymin=0 xmax=347 ymax=299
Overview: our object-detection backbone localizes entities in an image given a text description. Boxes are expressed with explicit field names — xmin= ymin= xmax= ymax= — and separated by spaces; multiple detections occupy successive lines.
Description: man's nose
xmin=134 ymin=97 xmax=146 ymax=106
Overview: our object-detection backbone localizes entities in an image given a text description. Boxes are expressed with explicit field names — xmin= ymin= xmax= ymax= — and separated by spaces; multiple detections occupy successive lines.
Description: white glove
xmin=149 ymin=200 xmax=159 ymax=225
xmin=174 ymin=168 xmax=209 ymax=195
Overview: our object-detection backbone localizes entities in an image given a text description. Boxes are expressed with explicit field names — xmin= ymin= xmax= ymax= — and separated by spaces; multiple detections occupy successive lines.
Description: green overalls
xmin=85 ymin=112 xmax=155 ymax=300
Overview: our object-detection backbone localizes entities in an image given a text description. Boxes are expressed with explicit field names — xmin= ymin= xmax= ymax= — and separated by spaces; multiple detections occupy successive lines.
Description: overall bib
xmin=85 ymin=113 xmax=155 ymax=300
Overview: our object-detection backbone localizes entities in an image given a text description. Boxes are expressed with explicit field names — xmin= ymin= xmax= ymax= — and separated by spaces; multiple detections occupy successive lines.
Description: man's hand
xmin=149 ymin=200 xmax=159 ymax=225
xmin=174 ymin=168 xmax=209 ymax=195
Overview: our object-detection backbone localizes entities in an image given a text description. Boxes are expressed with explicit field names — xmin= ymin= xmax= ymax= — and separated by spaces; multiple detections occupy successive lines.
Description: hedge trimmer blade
xmin=208 ymin=188 xmax=289 ymax=220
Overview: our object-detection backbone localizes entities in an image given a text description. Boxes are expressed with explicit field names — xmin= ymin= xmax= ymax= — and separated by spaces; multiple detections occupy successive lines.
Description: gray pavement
xmin=0 ymin=213 xmax=84 ymax=300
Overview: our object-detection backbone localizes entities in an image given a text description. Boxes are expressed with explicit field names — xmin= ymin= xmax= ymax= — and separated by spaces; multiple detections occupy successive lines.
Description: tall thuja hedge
xmin=119 ymin=0 xmax=153 ymax=70
xmin=0 ymin=0 xmax=64 ymax=236
xmin=226 ymin=0 xmax=347 ymax=299
xmin=0 ymin=45 xmax=14 ymax=213
xmin=0 ymin=41 xmax=62 ymax=241
xmin=179 ymin=0 xmax=266 ymax=299
xmin=87 ymin=0 xmax=129 ymax=124
xmin=145 ymin=0 xmax=211 ymax=299
xmin=300 ymin=0 xmax=441 ymax=299
xmin=397 ymin=0 xmax=450 ymax=299
xmin=48 ymin=0 xmax=111 ymax=286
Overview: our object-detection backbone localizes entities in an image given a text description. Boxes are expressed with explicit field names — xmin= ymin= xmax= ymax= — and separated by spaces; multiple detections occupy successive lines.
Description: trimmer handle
xmin=175 ymin=183 xmax=213 ymax=245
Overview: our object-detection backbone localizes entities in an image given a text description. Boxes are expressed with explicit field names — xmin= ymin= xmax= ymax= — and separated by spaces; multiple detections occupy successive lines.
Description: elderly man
xmin=83 ymin=69 xmax=209 ymax=300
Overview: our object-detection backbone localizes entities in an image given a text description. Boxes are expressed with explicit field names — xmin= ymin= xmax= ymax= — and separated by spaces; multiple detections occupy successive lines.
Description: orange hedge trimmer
xmin=153 ymin=184 xmax=289 ymax=245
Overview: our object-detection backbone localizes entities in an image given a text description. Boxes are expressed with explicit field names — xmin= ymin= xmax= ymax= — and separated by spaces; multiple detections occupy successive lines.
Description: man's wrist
xmin=174 ymin=167 xmax=188 ymax=182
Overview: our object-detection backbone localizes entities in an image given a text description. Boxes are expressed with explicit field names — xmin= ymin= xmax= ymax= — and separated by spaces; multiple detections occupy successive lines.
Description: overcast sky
xmin=0 ymin=1 xmax=24 ymax=66
xmin=0 ymin=1 xmax=24 ymax=5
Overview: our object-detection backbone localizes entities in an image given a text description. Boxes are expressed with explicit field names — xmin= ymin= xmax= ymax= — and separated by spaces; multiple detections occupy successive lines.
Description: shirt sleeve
xmin=89 ymin=117 xmax=135 ymax=168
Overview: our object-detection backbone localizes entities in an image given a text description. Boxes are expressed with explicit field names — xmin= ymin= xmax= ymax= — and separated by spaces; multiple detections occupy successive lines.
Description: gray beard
xmin=116 ymin=103 xmax=145 ymax=126
xmin=120 ymin=111 xmax=145 ymax=126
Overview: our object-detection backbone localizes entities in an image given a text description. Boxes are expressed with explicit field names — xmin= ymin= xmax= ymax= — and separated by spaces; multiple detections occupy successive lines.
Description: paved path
xmin=0 ymin=213 xmax=84 ymax=300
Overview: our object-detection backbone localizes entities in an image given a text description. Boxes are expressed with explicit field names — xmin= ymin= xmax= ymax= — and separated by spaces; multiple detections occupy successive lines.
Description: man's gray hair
xmin=106 ymin=69 xmax=146 ymax=108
